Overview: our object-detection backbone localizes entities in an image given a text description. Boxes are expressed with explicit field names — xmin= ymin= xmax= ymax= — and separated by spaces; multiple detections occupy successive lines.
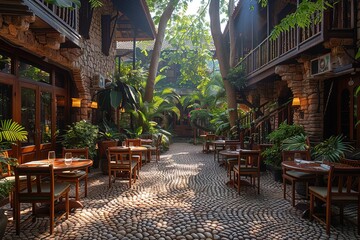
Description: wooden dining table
xmin=281 ymin=160 xmax=351 ymax=217
xmin=21 ymin=158 xmax=93 ymax=210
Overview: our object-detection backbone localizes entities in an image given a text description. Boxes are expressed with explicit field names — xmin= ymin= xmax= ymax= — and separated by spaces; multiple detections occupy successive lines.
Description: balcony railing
xmin=37 ymin=0 xmax=78 ymax=31
xmin=240 ymin=15 xmax=322 ymax=77
xmin=23 ymin=0 xmax=80 ymax=45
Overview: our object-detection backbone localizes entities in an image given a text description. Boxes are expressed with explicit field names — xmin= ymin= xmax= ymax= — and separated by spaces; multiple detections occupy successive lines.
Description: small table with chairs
xmin=14 ymin=157 xmax=93 ymax=235
xmin=282 ymin=159 xmax=360 ymax=235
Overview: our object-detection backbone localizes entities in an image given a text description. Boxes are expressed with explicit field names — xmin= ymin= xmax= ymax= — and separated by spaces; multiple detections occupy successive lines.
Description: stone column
xmin=275 ymin=63 xmax=324 ymax=142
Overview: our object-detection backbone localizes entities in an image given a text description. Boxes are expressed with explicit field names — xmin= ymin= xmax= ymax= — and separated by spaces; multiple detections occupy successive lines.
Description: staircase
xmin=238 ymin=101 xmax=293 ymax=145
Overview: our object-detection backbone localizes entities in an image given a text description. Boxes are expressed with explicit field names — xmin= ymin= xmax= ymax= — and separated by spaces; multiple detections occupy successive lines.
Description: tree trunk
xmin=209 ymin=0 xmax=238 ymax=127
xmin=143 ymin=1 xmax=176 ymax=103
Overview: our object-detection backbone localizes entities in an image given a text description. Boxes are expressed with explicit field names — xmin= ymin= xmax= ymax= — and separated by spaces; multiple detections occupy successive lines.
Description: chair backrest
xmin=107 ymin=147 xmax=133 ymax=169
xmin=62 ymin=147 xmax=89 ymax=159
xmin=239 ymin=150 xmax=261 ymax=169
xmin=326 ymin=165 xmax=360 ymax=200
xmin=340 ymin=158 xmax=360 ymax=167
xmin=205 ymin=134 xmax=216 ymax=141
xmin=15 ymin=164 xmax=55 ymax=203
xmin=125 ymin=139 xmax=141 ymax=147
xmin=282 ymin=150 xmax=311 ymax=162
xmin=225 ymin=140 xmax=241 ymax=150
xmin=155 ymin=134 xmax=163 ymax=148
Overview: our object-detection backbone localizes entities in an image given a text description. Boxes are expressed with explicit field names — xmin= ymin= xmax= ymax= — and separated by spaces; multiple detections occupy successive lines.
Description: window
xmin=19 ymin=60 xmax=50 ymax=84
xmin=0 ymin=83 xmax=12 ymax=120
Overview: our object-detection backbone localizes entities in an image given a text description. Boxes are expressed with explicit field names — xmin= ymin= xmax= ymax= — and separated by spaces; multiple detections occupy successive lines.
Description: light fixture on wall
xmin=292 ymin=97 xmax=304 ymax=119
xmin=89 ymin=101 xmax=98 ymax=109
xmin=72 ymin=98 xmax=82 ymax=108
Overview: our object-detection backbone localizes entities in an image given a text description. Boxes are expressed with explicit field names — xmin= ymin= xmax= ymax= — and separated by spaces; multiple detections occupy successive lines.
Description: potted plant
xmin=262 ymin=122 xmax=306 ymax=182
xmin=0 ymin=119 xmax=27 ymax=238
xmin=61 ymin=120 xmax=99 ymax=161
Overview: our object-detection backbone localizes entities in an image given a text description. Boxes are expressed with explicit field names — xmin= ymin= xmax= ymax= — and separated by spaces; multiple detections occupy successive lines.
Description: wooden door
xmin=20 ymin=82 xmax=53 ymax=162
xmin=336 ymin=77 xmax=360 ymax=147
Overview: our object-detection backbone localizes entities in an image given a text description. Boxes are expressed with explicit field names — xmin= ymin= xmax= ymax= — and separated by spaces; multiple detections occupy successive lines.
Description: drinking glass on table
xmin=48 ymin=151 xmax=55 ymax=164
xmin=64 ymin=152 xmax=72 ymax=165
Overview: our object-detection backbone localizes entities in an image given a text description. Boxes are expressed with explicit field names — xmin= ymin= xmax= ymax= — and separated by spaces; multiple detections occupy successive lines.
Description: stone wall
xmin=275 ymin=64 xmax=324 ymax=142
xmin=0 ymin=0 xmax=117 ymax=121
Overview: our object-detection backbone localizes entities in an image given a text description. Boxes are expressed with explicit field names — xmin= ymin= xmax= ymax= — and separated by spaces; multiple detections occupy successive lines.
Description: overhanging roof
xmin=113 ymin=0 xmax=156 ymax=41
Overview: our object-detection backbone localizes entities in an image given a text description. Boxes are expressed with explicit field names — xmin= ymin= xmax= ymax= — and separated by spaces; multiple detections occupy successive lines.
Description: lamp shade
xmin=292 ymin=97 xmax=300 ymax=107
xmin=90 ymin=101 xmax=98 ymax=109
xmin=72 ymin=98 xmax=82 ymax=108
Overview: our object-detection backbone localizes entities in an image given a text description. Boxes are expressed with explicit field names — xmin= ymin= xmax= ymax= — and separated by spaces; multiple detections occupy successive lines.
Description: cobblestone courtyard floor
xmin=4 ymin=142 xmax=359 ymax=239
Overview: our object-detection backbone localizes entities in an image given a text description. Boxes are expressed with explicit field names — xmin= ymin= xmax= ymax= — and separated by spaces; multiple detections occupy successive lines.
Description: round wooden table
xmin=281 ymin=160 xmax=349 ymax=174
xmin=23 ymin=159 xmax=93 ymax=172
xmin=22 ymin=158 xmax=93 ymax=210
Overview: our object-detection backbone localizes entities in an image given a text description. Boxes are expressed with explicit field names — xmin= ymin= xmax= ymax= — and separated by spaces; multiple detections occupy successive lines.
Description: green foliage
xmin=189 ymin=109 xmax=215 ymax=133
xmin=0 ymin=179 xmax=13 ymax=200
xmin=226 ymin=65 xmax=247 ymax=91
xmin=0 ymin=119 xmax=26 ymax=200
xmin=97 ymin=71 xmax=141 ymax=116
xmin=281 ymin=133 xmax=309 ymax=151
xmin=313 ymin=135 xmax=354 ymax=162
xmin=45 ymin=0 xmax=80 ymax=8
xmin=97 ymin=119 xmax=125 ymax=142
xmin=0 ymin=119 xmax=28 ymax=149
xmin=262 ymin=122 xmax=305 ymax=168
xmin=270 ymin=0 xmax=332 ymax=39
xmin=62 ymin=120 xmax=99 ymax=159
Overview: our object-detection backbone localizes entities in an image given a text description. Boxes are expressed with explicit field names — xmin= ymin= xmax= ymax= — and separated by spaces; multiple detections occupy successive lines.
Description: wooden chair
xmin=309 ymin=165 xmax=360 ymax=235
xmin=14 ymin=164 xmax=70 ymax=235
xmin=125 ymin=138 xmax=143 ymax=167
xmin=107 ymin=147 xmax=138 ymax=188
xmin=56 ymin=148 xmax=89 ymax=201
xmin=340 ymin=158 xmax=360 ymax=167
xmin=233 ymin=150 xmax=261 ymax=194
xmin=125 ymin=138 xmax=141 ymax=147
xmin=224 ymin=140 xmax=242 ymax=177
xmin=282 ymin=150 xmax=315 ymax=207
xmin=203 ymin=134 xmax=216 ymax=153
xmin=145 ymin=134 xmax=162 ymax=162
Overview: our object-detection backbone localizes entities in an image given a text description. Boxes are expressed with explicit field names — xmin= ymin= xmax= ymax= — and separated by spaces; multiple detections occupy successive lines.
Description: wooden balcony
xmin=240 ymin=18 xmax=323 ymax=85
xmin=22 ymin=0 xmax=80 ymax=47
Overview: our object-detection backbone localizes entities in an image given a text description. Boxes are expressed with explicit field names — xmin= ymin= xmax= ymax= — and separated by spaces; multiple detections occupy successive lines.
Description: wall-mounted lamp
xmin=90 ymin=101 xmax=98 ymax=109
xmin=72 ymin=98 xmax=82 ymax=108
xmin=292 ymin=97 xmax=304 ymax=119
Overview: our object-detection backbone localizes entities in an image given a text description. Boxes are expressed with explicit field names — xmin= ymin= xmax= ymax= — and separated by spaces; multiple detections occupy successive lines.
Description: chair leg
xmin=309 ymin=193 xmax=314 ymax=220
xmin=75 ymin=181 xmax=79 ymax=201
xmin=65 ymin=191 xmax=69 ymax=219
xmin=50 ymin=202 xmax=54 ymax=235
xmin=15 ymin=199 xmax=20 ymax=235
xmin=326 ymin=201 xmax=331 ymax=235
xmin=291 ymin=182 xmax=296 ymax=207
xmin=84 ymin=175 xmax=88 ymax=198
xmin=257 ymin=176 xmax=260 ymax=194
xmin=129 ymin=170 xmax=132 ymax=188
xmin=108 ymin=170 xmax=112 ymax=188
xmin=283 ymin=178 xmax=287 ymax=200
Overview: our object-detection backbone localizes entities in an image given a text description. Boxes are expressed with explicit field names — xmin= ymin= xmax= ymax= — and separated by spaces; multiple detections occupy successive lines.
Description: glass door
xmin=20 ymin=84 xmax=53 ymax=162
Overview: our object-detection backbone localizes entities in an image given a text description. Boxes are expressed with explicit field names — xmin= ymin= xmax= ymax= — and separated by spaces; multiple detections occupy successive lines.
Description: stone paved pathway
xmin=4 ymin=143 xmax=359 ymax=239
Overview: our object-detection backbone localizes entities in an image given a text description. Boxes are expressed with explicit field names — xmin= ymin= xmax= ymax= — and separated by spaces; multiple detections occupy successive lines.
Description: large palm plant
xmin=313 ymin=135 xmax=354 ymax=162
